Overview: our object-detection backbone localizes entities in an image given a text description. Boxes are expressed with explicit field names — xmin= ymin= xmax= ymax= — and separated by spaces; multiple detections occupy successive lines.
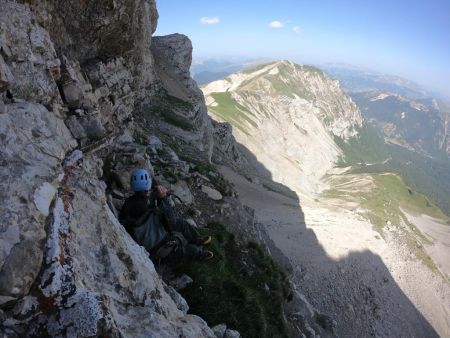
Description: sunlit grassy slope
xmin=336 ymin=126 xmax=450 ymax=216
xmin=209 ymin=92 xmax=257 ymax=134
xmin=206 ymin=61 xmax=331 ymax=135
xmin=327 ymin=126 xmax=450 ymax=272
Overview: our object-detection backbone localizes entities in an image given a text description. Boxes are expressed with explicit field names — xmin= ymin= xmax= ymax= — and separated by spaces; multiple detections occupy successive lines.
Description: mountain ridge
xmin=203 ymin=60 xmax=363 ymax=195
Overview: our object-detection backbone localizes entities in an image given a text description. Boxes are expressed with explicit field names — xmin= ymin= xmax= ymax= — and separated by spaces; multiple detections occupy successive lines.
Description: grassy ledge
xmin=146 ymin=92 xmax=195 ymax=131
xmin=171 ymin=222 xmax=290 ymax=338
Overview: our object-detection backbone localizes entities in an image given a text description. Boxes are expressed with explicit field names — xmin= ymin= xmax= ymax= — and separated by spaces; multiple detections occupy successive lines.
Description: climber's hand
xmin=155 ymin=185 xmax=168 ymax=199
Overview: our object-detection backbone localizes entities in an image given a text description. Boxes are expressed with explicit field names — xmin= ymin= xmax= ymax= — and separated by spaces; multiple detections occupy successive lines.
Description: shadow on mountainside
xmin=218 ymin=140 xmax=440 ymax=338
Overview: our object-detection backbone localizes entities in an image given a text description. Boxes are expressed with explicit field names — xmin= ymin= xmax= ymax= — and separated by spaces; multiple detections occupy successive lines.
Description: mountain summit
xmin=203 ymin=60 xmax=363 ymax=194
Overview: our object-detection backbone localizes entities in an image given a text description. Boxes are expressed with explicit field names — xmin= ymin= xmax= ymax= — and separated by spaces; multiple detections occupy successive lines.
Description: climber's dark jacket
xmin=119 ymin=191 xmax=202 ymax=258
xmin=119 ymin=191 xmax=158 ymax=229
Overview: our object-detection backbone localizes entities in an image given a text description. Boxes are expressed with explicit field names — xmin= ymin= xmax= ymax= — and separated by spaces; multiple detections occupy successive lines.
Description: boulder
xmin=148 ymin=135 xmax=163 ymax=150
xmin=62 ymin=81 xmax=83 ymax=107
xmin=172 ymin=181 xmax=194 ymax=204
xmin=212 ymin=324 xmax=227 ymax=338
xmin=170 ymin=274 xmax=194 ymax=291
xmin=224 ymin=329 xmax=241 ymax=338
xmin=201 ymin=185 xmax=223 ymax=201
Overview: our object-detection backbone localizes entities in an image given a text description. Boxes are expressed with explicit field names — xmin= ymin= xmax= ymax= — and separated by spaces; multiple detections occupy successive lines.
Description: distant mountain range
xmin=201 ymin=59 xmax=450 ymax=218
xmin=195 ymin=59 xmax=450 ymax=158
xmin=321 ymin=63 xmax=428 ymax=99
xmin=192 ymin=58 xmax=273 ymax=85
xmin=322 ymin=64 xmax=450 ymax=158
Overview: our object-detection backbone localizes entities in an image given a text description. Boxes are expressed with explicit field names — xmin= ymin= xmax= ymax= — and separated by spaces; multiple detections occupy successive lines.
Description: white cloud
xmin=269 ymin=21 xmax=284 ymax=29
xmin=293 ymin=26 xmax=301 ymax=34
xmin=200 ymin=17 xmax=220 ymax=25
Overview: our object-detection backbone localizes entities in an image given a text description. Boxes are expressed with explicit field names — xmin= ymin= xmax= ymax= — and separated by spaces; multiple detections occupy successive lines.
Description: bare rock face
xmin=19 ymin=156 xmax=213 ymax=337
xmin=0 ymin=0 xmax=161 ymax=146
xmin=24 ymin=0 xmax=159 ymax=100
xmin=211 ymin=119 xmax=249 ymax=168
xmin=0 ymin=0 xmax=216 ymax=336
xmin=0 ymin=1 xmax=61 ymax=105
xmin=151 ymin=34 xmax=214 ymax=160
xmin=0 ymin=102 xmax=77 ymax=298
xmin=152 ymin=34 xmax=193 ymax=85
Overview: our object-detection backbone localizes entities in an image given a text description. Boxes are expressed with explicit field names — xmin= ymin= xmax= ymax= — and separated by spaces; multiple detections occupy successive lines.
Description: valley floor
xmin=219 ymin=166 xmax=450 ymax=337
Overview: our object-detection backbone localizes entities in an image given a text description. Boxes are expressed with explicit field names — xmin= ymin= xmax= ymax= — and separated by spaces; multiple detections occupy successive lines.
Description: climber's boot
xmin=199 ymin=250 xmax=214 ymax=260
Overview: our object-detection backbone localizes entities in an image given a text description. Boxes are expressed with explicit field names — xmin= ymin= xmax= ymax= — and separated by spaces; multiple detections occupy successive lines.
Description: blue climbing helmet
xmin=130 ymin=168 xmax=152 ymax=192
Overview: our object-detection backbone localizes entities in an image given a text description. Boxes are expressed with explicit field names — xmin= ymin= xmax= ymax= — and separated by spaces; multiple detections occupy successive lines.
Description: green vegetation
xmin=172 ymin=222 xmax=290 ymax=338
xmin=266 ymin=63 xmax=323 ymax=100
xmin=359 ymin=174 xmax=444 ymax=233
xmin=299 ymin=64 xmax=325 ymax=76
xmin=330 ymin=125 xmax=450 ymax=271
xmin=336 ymin=126 xmax=450 ymax=217
xmin=179 ymin=154 xmax=233 ymax=196
xmin=351 ymin=92 xmax=446 ymax=157
xmin=146 ymin=92 xmax=194 ymax=131
xmin=334 ymin=126 xmax=390 ymax=164
xmin=209 ymin=92 xmax=258 ymax=134
xmin=241 ymin=62 xmax=275 ymax=74
xmin=323 ymin=173 xmax=443 ymax=271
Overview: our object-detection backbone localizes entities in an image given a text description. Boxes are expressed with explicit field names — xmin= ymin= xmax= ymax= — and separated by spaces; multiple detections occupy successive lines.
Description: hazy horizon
xmin=155 ymin=0 xmax=450 ymax=99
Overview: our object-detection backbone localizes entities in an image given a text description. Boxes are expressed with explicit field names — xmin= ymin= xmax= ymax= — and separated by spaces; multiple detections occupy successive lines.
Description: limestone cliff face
xmin=151 ymin=34 xmax=214 ymax=158
xmin=203 ymin=61 xmax=363 ymax=194
xmin=0 ymin=0 xmax=215 ymax=336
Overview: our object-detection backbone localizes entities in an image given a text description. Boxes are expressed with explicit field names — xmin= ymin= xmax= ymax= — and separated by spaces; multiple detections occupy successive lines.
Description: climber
xmin=119 ymin=168 xmax=213 ymax=261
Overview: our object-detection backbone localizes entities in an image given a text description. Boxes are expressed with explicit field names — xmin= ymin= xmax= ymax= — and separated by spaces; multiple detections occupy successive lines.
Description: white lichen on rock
xmin=33 ymin=182 xmax=56 ymax=217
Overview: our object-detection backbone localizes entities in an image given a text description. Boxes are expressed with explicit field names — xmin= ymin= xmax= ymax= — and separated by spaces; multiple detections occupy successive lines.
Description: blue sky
xmin=155 ymin=0 xmax=450 ymax=96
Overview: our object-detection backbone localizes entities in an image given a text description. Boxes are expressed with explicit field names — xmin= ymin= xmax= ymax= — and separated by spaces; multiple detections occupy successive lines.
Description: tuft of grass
xmin=146 ymin=92 xmax=194 ymax=131
xmin=179 ymin=155 xmax=234 ymax=196
xmin=160 ymin=110 xmax=194 ymax=131
xmin=208 ymin=92 xmax=258 ymax=134
xmin=172 ymin=222 xmax=290 ymax=338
